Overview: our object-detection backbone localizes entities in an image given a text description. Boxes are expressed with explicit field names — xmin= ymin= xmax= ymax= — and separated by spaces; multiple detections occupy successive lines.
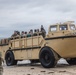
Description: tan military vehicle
xmin=0 ymin=21 xmax=76 ymax=68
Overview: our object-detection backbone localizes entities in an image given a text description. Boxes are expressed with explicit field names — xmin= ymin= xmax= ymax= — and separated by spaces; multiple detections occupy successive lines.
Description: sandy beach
xmin=2 ymin=59 xmax=76 ymax=75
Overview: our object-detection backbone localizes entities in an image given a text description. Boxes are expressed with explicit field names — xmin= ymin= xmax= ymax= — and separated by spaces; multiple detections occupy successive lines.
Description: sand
xmin=3 ymin=59 xmax=76 ymax=75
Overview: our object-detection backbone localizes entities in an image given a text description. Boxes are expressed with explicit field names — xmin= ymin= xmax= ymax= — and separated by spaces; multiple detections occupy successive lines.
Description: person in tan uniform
xmin=0 ymin=52 xmax=3 ymax=75
xmin=11 ymin=31 xmax=17 ymax=37
xmin=40 ymin=25 xmax=46 ymax=38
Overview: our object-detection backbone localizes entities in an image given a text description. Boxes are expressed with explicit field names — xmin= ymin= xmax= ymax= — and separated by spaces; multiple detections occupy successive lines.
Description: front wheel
xmin=5 ymin=51 xmax=17 ymax=66
xmin=39 ymin=47 xmax=56 ymax=68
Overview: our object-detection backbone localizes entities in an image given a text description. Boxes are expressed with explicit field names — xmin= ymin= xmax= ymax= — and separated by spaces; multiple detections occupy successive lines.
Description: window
xmin=50 ymin=26 xmax=57 ymax=32
xmin=70 ymin=25 xmax=75 ymax=30
xmin=60 ymin=25 xmax=67 ymax=31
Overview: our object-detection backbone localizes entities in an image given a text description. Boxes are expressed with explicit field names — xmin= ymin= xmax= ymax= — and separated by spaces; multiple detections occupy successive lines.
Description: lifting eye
xmin=52 ymin=33 xmax=54 ymax=35
xmin=63 ymin=32 xmax=64 ymax=34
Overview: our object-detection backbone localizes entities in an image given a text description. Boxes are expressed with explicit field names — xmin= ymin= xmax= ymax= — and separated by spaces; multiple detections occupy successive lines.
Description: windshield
xmin=50 ymin=25 xmax=57 ymax=32
xmin=59 ymin=25 xmax=68 ymax=30
xmin=70 ymin=25 xmax=76 ymax=30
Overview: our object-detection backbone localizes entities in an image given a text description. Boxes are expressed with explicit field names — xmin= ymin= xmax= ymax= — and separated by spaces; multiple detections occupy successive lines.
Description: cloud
xmin=0 ymin=0 xmax=76 ymax=37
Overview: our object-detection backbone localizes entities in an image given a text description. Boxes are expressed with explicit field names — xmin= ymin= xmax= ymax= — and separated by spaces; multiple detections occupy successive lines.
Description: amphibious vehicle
xmin=0 ymin=21 xmax=76 ymax=68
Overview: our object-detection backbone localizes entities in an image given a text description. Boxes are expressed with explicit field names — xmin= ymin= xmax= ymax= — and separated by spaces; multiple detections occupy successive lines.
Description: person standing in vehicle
xmin=11 ymin=31 xmax=17 ymax=37
xmin=40 ymin=25 xmax=46 ymax=38
xmin=21 ymin=31 xmax=25 ymax=37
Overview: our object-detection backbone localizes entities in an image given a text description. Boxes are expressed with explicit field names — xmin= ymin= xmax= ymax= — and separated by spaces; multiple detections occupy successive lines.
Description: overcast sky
xmin=0 ymin=0 xmax=76 ymax=38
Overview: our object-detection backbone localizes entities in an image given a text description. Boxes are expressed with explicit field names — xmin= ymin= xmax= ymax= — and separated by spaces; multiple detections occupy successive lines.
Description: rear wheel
xmin=39 ymin=47 xmax=56 ymax=68
xmin=5 ymin=51 xmax=17 ymax=66
xmin=67 ymin=58 xmax=76 ymax=65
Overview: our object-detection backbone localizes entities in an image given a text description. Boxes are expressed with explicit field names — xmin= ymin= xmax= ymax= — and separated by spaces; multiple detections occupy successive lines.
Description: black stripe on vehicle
xmin=45 ymin=36 xmax=76 ymax=40
xmin=11 ymin=46 xmax=41 ymax=51
xmin=0 ymin=44 xmax=8 ymax=46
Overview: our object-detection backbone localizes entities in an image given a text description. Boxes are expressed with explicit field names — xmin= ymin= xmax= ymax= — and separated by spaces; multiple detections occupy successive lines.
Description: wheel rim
xmin=41 ymin=51 xmax=51 ymax=64
xmin=7 ymin=56 xmax=12 ymax=63
xmin=44 ymin=53 xmax=50 ymax=63
xmin=6 ymin=53 xmax=12 ymax=64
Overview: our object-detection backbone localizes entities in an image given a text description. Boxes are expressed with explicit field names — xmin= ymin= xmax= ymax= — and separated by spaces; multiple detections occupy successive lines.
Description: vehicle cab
xmin=47 ymin=21 xmax=76 ymax=38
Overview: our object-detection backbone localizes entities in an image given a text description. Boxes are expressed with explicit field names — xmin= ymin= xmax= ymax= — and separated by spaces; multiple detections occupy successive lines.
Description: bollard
xmin=0 ymin=52 xmax=3 ymax=75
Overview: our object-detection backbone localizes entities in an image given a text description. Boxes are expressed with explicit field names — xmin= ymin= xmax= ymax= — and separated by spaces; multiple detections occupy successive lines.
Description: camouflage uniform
xmin=0 ymin=52 xmax=3 ymax=75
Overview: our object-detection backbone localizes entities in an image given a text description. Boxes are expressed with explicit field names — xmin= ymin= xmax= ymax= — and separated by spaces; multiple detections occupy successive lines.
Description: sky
xmin=0 ymin=0 xmax=76 ymax=38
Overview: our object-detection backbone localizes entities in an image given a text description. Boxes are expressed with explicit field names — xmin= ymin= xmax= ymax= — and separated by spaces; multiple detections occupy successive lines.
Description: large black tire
xmin=67 ymin=58 xmax=76 ymax=65
xmin=5 ymin=51 xmax=17 ymax=66
xmin=39 ymin=47 xmax=56 ymax=68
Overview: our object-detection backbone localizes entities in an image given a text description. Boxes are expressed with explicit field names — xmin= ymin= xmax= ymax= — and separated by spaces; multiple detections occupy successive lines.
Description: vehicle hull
xmin=45 ymin=36 xmax=76 ymax=58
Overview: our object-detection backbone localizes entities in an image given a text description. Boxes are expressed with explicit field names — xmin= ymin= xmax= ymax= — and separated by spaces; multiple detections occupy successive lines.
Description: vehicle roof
xmin=49 ymin=23 xmax=75 ymax=27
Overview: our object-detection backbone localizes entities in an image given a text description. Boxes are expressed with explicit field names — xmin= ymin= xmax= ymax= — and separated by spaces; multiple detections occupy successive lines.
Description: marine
xmin=0 ymin=52 xmax=3 ymax=75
